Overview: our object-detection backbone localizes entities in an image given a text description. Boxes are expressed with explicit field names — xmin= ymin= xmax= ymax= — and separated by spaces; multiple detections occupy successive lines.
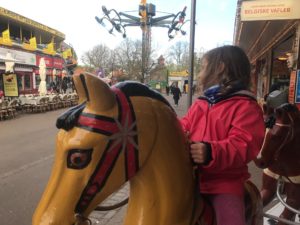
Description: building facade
xmin=234 ymin=0 xmax=300 ymax=108
xmin=0 ymin=7 xmax=76 ymax=95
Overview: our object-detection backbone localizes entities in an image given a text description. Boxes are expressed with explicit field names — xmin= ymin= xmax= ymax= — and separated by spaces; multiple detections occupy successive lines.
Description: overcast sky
xmin=1 ymin=0 xmax=238 ymax=64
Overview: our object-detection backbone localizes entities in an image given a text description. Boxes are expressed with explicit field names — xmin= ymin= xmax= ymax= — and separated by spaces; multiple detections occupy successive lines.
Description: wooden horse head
xmin=255 ymin=103 xmax=300 ymax=176
xmin=32 ymin=73 xmax=198 ymax=225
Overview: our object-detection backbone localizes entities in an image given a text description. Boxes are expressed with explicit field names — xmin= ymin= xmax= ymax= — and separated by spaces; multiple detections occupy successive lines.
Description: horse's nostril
xmin=254 ymin=158 xmax=266 ymax=168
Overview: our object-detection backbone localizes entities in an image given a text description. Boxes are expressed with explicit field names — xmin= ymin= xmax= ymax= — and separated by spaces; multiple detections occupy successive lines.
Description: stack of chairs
xmin=48 ymin=95 xmax=59 ymax=110
xmin=70 ymin=93 xmax=79 ymax=106
xmin=19 ymin=95 xmax=32 ymax=113
xmin=0 ymin=98 xmax=18 ymax=120
xmin=0 ymin=100 xmax=9 ymax=120
xmin=7 ymin=98 xmax=18 ymax=118
xmin=0 ymin=92 xmax=80 ymax=120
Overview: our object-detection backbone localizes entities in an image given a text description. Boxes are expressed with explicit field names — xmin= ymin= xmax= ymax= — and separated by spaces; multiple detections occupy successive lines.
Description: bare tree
xmin=81 ymin=44 xmax=112 ymax=70
xmin=114 ymin=39 xmax=143 ymax=81
xmin=79 ymin=39 xmax=175 ymax=82
xmin=167 ymin=41 xmax=189 ymax=70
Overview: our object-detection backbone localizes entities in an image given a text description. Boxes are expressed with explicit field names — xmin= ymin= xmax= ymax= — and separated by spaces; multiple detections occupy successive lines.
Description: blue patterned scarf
xmin=203 ymin=83 xmax=246 ymax=104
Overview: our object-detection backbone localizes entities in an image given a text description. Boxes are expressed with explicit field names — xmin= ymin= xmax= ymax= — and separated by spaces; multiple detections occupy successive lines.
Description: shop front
xmin=234 ymin=0 xmax=300 ymax=108
xmin=15 ymin=66 xmax=34 ymax=94
xmin=0 ymin=48 xmax=66 ymax=95
xmin=0 ymin=47 xmax=37 ymax=95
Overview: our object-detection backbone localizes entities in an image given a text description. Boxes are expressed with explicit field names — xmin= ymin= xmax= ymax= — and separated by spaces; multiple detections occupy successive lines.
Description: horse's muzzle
xmin=254 ymin=157 xmax=267 ymax=169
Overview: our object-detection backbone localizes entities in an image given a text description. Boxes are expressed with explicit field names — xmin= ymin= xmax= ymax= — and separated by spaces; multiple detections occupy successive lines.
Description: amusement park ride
xmin=95 ymin=0 xmax=189 ymax=83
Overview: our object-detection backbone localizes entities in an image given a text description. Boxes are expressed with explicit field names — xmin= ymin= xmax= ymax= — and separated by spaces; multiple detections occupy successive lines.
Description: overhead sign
xmin=169 ymin=70 xmax=188 ymax=77
xmin=241 ymin=0 xmax=300 ymax=21
xmin=0 ymin=47 xmax=36 ymax=65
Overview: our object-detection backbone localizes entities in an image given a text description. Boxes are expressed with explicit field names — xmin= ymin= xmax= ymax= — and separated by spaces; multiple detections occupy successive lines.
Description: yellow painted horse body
xmin=33 ymin=73 xmax=261 ymax=225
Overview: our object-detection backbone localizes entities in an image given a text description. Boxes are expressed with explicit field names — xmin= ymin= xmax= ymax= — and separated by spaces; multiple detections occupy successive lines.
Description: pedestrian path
xmin=89 ymin=183 xmax=128 ymax=225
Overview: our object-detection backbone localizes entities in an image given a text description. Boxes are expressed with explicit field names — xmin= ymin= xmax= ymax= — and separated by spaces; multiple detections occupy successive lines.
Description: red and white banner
xmin=53 ymin=57 xmax=64 ymax=69
xmin=36 ymin=54 xmax=53 ymax=67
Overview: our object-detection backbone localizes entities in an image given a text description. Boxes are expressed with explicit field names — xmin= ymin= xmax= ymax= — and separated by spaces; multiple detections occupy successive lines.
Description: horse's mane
xmin=278 ymin=103 xmax=299 ymax=113
xmin=114 ymin=81 xmax=172 ymax=108
xmin=56 ymin=102 xmax=86 ymax=131
xmin=56 ymin=81 xmax=173 ymax=131
xmin=275 ymin=103 xmax=300 ymax=132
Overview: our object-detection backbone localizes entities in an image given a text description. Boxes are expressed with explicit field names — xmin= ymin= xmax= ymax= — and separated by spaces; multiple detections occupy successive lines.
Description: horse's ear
xmin=73 ymin=74 xmax=87 ymax=104
xmin=83 ymin=72 xmax=116 ymax=112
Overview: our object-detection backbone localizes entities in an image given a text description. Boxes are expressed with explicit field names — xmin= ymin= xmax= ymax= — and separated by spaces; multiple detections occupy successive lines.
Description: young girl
xmin=180 ymin=45 xmax=265 ymax=225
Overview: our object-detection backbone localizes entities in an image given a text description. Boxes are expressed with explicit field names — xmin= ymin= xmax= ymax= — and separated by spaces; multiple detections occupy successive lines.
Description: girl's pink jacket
xmin=180 ymin=92 xmax=265 ymax=196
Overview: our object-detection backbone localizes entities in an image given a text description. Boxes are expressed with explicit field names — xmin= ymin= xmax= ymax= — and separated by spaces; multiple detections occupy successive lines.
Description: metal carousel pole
xmin=187 ymin=0 xmax=196 ymax=109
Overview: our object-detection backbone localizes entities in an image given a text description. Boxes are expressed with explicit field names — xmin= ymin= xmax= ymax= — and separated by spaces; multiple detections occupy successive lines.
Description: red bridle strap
xmin=75 ymin=87 xmax=139 ymax=213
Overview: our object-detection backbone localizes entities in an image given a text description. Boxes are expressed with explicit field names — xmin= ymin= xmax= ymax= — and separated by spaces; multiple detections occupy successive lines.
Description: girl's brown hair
xmin=199 ymin=45 xmax=251 ymax=94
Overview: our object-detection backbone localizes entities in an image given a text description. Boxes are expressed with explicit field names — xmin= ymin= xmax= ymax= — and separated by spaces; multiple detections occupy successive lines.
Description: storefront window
xmin=35 ymin=75 xmax=41 ymax=90
xmin=24 ymin=74 xmax=31 ymax=89
xmin=271 ymin=35 xmax=294 ymax=92
xmin=271 ymin=59 xmax=290 ymax=91
xmin=17 ymin=74 xmax=23 ymax=91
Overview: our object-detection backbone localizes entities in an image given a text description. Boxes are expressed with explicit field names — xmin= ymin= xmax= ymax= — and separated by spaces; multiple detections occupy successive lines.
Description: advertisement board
xmin=169 ymin=70 xmax=188 ymax=77
xmin=288 ymin=70 xmax=296 ymax=103
xmin=53 ymin=57 xmax=64 ymax=69
xmin=241 ymin=0 xmax=300 ymax=21
xmin=295 ymin=70 xmax=300 ymax=103
xmin=36 ymin=54 xmax=53 ymax=67
xmin=2 ymin=73 xmax=19 ymax=97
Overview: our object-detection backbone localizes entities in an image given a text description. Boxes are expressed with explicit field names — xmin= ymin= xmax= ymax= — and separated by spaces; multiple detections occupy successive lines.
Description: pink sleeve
xmin=203 ymin=101 xmax=265 ymax=171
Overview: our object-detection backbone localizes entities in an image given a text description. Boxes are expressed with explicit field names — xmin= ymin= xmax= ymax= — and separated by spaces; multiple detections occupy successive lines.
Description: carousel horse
xmin=33 ymin=72 xmax=262 ymax=225
xmin=255 ymin=103 xmax=300 ymax=224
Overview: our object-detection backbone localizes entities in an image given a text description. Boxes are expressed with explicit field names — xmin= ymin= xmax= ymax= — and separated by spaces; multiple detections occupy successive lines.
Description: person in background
xmin=180 ymin=45 xmax=265 ymax=225
xmin=166 ymin=85 xmax=170 ymax=96
xmin=171 ymin=82 xmax=181 ymax=106
xmin=182 ymin=83 xmax=186 ymax=94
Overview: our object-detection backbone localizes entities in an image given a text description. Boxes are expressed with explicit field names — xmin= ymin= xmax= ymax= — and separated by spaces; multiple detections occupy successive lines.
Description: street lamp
xmin=95 ymin=1 xmax=188 ymax=83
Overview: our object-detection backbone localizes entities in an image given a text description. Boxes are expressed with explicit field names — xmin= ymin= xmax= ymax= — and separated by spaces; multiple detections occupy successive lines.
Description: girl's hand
xmin=190 ymin=142 xmax=208 ymax=164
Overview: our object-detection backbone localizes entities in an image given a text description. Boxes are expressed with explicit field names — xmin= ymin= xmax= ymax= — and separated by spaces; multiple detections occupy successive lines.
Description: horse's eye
xmin=67 ymin=149 xmax=93 ymax=169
